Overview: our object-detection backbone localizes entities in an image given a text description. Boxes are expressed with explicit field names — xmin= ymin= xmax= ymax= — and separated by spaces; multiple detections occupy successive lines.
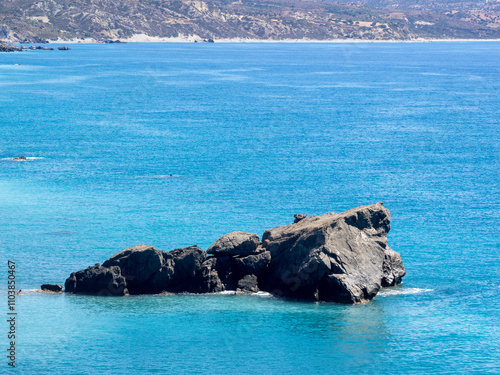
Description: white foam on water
xmin=217 ymin=290 xmax=236 ymax=295
xmin=377 ymin=288 xmax=434 ymax=297
xmin=18 ymin=289 xmax=42 ymax=294
xmin=251 ymin=291 xmax=273 ymax=297
xmin=1 ymin=157 xmax=45 ymax=161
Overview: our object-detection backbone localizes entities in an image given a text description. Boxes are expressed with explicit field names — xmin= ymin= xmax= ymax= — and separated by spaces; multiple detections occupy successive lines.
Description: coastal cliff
xmin=0 ymin=0 xmax=499 ymax=43
xmin=63 ymin=203 xmax=406 ymax=303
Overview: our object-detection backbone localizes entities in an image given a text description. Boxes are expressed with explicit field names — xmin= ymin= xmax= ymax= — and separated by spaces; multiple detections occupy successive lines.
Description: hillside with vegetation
xmin=0 ymin=0 xmax=499 ymax=42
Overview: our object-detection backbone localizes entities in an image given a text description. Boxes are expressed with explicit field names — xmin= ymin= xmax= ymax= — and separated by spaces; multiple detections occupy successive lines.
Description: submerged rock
xmin=63 ymin=203 xmax=405 ymax=303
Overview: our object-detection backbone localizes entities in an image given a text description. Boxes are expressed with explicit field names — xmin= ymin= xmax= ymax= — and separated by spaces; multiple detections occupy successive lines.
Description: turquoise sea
xmin=0 ymin=42 xmax=499 ymax=374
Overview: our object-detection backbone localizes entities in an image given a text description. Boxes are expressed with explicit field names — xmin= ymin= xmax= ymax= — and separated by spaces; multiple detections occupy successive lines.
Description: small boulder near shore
xmin=62 ymin=203 xmax=406 ymax=303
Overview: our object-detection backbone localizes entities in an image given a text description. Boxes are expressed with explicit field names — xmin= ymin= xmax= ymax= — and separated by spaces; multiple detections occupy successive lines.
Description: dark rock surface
xmin=40 ymin=284 xmax=62 ymax=293
xmin=63 ymin=203 xmax=405 ymax=303
xmin=234 ymin=250 xmax=271 ymax=276
xmin=207 ymin=231 xmax=261 ymax=256
xmin=150 ymin=245 xmax=206 ymax=293
xmin=13 ymin=156 xmax=27 ymax=161
xmin=260 ymin=202 xmax=405 ymax=303
xmin=197 ymin=255 xmax=235 ymax=292
xmin=196 ymin=257 xmax=225 ymax=293
xmin=0 ymin=43 xmax=21 ymax=52
xmin=115 ymin=245 xmax=165 ymax=292
xmin=293 ymin=214 xmax=307 ymax=223
xmin=237 ymin=275 xmax=259 ymax=293
xmin=58 ymin=46 xmax=70 ymax=50
xmin=65 ymin=264 xmax=127 ymax=296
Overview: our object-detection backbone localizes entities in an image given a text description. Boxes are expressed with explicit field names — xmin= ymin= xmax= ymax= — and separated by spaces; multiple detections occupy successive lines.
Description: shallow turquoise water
xmin=0 ymin=42 xmax=499 ymax=374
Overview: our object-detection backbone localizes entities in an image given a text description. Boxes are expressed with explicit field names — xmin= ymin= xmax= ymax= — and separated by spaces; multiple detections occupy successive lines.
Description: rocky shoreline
xmin=56 ymin=203 xmax=405 ymax=304
xmin=0 ymin=42 xmax=69 ymax=52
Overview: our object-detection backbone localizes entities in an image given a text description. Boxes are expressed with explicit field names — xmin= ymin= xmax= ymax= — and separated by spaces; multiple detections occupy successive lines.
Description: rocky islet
xmin=61 ymin=203 xmax=406 ymax=303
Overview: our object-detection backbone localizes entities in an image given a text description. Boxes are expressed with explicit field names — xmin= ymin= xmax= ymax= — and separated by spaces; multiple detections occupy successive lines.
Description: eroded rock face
xmin=63 ymin=203 xmax=405 ymax=303
xmin=207 ymin=231 xmax=261 ymax=256
xmin=382 ymin=248 xmax=406 ymax=287
xmin=260 ymin=203 xmax=405 ymax=303
xmin=234 ymin=250 xmax=271 ymax=276
xmin=149 ymin=245 xmax=206 ymax=293
xmin=237 ymin=275 xmax=259 ymax=293
xmin=195 ymin=257 xmax=225 ymax=293
xmin=102 ymin=244 xmax=165 ymax=293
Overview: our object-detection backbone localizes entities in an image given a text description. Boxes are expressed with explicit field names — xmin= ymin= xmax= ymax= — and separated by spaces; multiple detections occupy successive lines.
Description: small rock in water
xmin=13 ymin=156 xmax=27 ymax=161
xmin=41 ymin=284 xmax=63 ymax=293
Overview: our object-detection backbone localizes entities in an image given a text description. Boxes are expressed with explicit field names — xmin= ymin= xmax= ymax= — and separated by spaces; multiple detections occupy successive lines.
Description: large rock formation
xmin=63 ymin=203 xmax=405 ymax=303
xmin=260 ymin=203 xmax=405 ymax=303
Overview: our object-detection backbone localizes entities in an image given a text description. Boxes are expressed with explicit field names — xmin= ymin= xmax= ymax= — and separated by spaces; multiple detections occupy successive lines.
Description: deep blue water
xmin=0 ymin=42 xmax=499 ymax=374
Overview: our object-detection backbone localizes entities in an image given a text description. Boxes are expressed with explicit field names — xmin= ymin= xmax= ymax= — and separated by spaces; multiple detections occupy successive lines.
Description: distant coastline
xmin=2 ymin=0 xmax=499 ymax=46
xmin=44 ymin=35 xmax=500 ymax=44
